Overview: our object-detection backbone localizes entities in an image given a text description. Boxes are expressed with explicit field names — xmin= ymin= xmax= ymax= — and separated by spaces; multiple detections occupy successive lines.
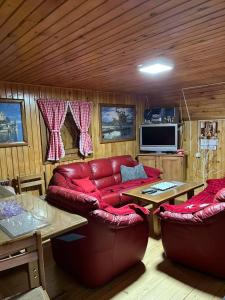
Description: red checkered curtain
xmin=69 ymin=101 xmax=93 ymax=156
xmin=37 ymin=99 xmax=68 ymax=161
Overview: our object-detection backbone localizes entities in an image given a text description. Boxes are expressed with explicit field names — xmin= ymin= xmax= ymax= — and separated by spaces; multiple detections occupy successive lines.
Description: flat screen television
xmin=140 ymin=123 xmax=178 ymax=152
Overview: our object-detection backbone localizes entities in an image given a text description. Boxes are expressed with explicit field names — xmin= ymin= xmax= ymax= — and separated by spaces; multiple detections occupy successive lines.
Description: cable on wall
xmin=181 ymin=88 xmax=192 ymax=154
xmin=181 ymin=80 xmax=225 ymax=181
xmin=179 ymin=95 xmax=184 ymax=149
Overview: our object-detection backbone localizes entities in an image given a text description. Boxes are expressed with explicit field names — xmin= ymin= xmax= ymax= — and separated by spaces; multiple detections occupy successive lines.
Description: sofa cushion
xmin=72 ymin=178 xmax=97 ymax=193
xmin=110 ymin=155 xmax=136 ymax=174
xmin=54 ymin=162 xmax=92 ymax=179
xmin=121 ymin=164 xmax=147 ymax=182
xmin=88 ymin=158 xmax=113 ymax=180
xmin=93 ymin=176 xmax=116 ymax=190
xmin=100 ymin=177 xmax=159 ymax=206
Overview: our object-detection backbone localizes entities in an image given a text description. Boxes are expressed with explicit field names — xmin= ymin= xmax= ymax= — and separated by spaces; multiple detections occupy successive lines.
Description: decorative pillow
xmin=214 ymin=188 xmax=225 ymax=202
xmin=120 ymin=164 xmax=147 ymax=182
xmin=72 ymin=177 xmax=96 ymax=193
xmin=143 ymin=166 xmax=161 ymax=178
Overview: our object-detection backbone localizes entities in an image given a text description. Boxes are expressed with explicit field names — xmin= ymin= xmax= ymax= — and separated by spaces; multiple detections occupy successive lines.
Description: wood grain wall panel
xmin=0 ymin=81 xmax=145 ymax=185
xmin=178 ymin=85 xmax=225 ymax=182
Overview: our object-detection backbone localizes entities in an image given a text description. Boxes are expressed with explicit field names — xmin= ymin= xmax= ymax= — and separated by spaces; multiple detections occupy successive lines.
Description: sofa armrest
xmin=195 ymin=202 xmax=225 ymax=219
xmin=90 ymin=209 xmax=147 ymax=229
xmin=46 ymin=186 xmax=100 ymax=215
xmin=159 ymin=211 xmax=202 ymax=224
xmin=143 ymin=166 xmax=162 ymax=178
xmin=159 ymin=202 xmax=225 ymax=224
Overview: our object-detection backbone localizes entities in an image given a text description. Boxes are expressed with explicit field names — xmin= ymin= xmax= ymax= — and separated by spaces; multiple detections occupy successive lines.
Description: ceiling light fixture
xmin=139 ymin=63 xmax=173 ymax=74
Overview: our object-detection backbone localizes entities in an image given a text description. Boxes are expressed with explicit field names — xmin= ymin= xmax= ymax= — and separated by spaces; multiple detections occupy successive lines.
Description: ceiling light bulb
xmin=139 ymin=63 xmax=173 ymax=74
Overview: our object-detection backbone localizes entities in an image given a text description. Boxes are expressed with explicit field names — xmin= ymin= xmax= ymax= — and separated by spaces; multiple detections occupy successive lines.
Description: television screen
xmin=140 ymin=124 xmax=178 ymax=152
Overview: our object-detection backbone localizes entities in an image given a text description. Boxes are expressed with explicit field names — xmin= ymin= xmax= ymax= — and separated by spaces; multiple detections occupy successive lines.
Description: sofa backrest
xmin=52 ymin=155 xmax=136 ymax=190
xmin=54 ymin=162 xmax=91 ymax=179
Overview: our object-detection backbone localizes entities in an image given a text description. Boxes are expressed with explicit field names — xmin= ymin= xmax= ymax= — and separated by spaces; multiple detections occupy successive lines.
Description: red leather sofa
xmin=46 ymin=155 xmax=161 ymax=287
xmin=158 ymin=178 xmax=225 ymax=278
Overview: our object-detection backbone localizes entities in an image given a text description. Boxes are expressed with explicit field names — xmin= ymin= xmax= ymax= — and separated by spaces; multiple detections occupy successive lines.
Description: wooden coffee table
xmin=123 ymin=180 xmax=204 ymax=236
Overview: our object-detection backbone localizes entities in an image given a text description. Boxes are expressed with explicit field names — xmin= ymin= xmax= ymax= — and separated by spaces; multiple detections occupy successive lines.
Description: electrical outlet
xmin=195 ymin=152 xmax=201 ymax=158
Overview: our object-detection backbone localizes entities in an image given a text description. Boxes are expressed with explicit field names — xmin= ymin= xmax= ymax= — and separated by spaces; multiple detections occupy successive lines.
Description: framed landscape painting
xmin=0 ymin=99 xmax=28 ymax=147
xmin=99 ymin=104 xmax=136 ymax=143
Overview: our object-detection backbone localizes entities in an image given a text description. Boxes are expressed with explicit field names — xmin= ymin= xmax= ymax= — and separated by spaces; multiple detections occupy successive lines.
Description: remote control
xmin=141 ymin=188 xmax=157 ymax=194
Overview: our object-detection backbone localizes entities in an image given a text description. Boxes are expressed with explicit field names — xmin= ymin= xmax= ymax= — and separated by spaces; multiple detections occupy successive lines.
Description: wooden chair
xmin=17 ymin=174 xmax=45 ymax=196
xmin=0 ymin=231 xmax=49 ymax=299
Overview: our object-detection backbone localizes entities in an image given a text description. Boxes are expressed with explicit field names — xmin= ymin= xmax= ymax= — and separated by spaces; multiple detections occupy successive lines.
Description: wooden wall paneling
xmin=0 ymin=83 xmax=7 ymax=179
xmin=33 ymin=85 xmax=43 ymax=175
xmin=12 ymin=85 xmax=25 ymax=177
xmin=182 ymin=119 xmax=225 ymax=182
xmin=3 ymin=86 xmax=13 ymax=178
xmin=0 ymin=81 xmax=144 ymax=185
xmin=18 ymin=84 xmax=30 ymax=176
xmin=5 ymin=84 xmax=17 ymax=179
xmin=220 ymin=120 xmax=225 ymax=178
xmin=26 ymin=85 xmax=36 ymax=175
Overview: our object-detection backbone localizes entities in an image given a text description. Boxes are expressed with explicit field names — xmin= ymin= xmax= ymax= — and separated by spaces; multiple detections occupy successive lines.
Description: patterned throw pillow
xmin=120 ymin=164 xmax=147 ymax=182
xmin=214 ymin=188 xmax=225 ymax=202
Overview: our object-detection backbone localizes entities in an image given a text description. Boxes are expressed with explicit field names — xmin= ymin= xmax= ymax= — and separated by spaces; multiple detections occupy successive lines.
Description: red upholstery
xmin=72 ymin=177 xmax=97 ymax=192
xmin=214 ymin=187 xmax=225 ymax=201
xmin=47 ymin=186 xmax=100 ymax=214
xmin=50 ymin=155 xmax=160 ymax=206
xmin=51 ymin=216 xmax=148 ymax=287
xmin=54 ymin=162 xmax=92 ymax=179
xmin=47 ymin=155 xmax=157 ymax=287
xmin=158 ymin=178 xmax=225 ymax=278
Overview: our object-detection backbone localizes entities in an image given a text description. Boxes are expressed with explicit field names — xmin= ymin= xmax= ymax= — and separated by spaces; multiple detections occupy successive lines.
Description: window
xmin=39 ymin=107 xmax=81 ymax=163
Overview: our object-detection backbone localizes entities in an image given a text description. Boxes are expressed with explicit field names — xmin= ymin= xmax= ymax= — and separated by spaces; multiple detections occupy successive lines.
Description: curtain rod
xmin=34 ymin=98 xmax=90 ymax=101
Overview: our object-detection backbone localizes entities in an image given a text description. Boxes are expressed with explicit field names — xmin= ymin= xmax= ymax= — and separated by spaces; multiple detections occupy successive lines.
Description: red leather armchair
xmin=51 ymin=211 xmax=149 ymax=287
xmin=46 ymin=155 xmax=158 ymax=287
xmin=158 ymin=178 xmax=225 ymax=278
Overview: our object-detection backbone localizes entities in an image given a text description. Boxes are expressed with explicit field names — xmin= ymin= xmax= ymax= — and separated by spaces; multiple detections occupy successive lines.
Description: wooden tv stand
xmin=137 ymin=153 xmax=186 ymax=181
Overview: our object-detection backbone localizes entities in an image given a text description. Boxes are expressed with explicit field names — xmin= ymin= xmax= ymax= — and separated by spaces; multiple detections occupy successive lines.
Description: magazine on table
xmin=0 ymin=210 xmax=49 ymax=238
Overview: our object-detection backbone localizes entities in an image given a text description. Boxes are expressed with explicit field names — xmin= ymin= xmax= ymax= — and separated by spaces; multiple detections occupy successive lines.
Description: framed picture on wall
xmin=0 ymin=99 xmax=28 ymax=147
xmin=99 ymin=104 xmax=136 ymax=143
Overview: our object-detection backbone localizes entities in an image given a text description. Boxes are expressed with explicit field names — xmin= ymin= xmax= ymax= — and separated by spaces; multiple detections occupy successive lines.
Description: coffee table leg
xmin=152 ymin=204 xmax=161 ymax=236
xmin=187 ymin=189 xmax=194 ymax=199
xmin=169 ymin=198 xmax=175 ymax=205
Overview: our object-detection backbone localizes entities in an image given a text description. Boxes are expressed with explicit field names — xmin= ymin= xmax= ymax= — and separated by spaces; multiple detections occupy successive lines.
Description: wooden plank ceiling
xmin=0 ymin=0 xmax=225 ymax=103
